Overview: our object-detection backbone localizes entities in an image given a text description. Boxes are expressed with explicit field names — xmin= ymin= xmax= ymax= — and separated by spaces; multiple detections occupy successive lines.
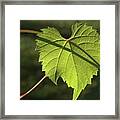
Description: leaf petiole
xmin=20 ymin=29 xmax=39 ymax=34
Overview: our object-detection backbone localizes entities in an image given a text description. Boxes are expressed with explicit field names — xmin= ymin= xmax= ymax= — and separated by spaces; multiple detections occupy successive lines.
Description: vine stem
xmin=20 ymin=29 xmax=47 ymax=99
xmin=20 ymin=76 xmax=47 ymax=99
xmin=20 ymin=29 xmax=39 ymax=34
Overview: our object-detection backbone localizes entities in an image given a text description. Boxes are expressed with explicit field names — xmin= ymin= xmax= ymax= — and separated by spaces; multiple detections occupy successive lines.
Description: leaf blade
xmin=35 ymin=22 xmax=100 ymax=100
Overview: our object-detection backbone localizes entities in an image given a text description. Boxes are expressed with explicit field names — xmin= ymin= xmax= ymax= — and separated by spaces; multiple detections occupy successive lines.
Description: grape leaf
xmin=35 ymin=23 xmax=100 ymax=100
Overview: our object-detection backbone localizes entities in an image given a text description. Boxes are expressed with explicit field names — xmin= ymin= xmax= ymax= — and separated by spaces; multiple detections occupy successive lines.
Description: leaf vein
xmin=41 ymin=48 xmax=60 ymax=60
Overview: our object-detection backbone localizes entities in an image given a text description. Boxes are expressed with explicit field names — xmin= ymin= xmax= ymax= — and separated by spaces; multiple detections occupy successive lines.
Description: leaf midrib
xmin=69 ymin=42 xmax=80 ymax=99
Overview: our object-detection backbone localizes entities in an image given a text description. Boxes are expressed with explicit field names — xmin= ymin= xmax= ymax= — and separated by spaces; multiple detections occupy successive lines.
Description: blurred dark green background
xmin=20 ymin=20 xmax=100 ymax=100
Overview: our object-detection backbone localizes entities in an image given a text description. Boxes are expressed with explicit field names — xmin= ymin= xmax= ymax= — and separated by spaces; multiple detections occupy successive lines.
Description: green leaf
xmin=35 ymin=23 xmax=100 ymax=100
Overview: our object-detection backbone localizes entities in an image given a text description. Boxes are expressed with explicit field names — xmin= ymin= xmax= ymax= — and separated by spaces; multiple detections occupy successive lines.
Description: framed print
xmin=0 ymin=0 xmax=120 ymax=119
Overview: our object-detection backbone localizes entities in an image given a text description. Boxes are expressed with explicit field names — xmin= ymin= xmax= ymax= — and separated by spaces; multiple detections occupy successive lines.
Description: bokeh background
xmin=20 ymin=20 xmax=100 ymax=100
